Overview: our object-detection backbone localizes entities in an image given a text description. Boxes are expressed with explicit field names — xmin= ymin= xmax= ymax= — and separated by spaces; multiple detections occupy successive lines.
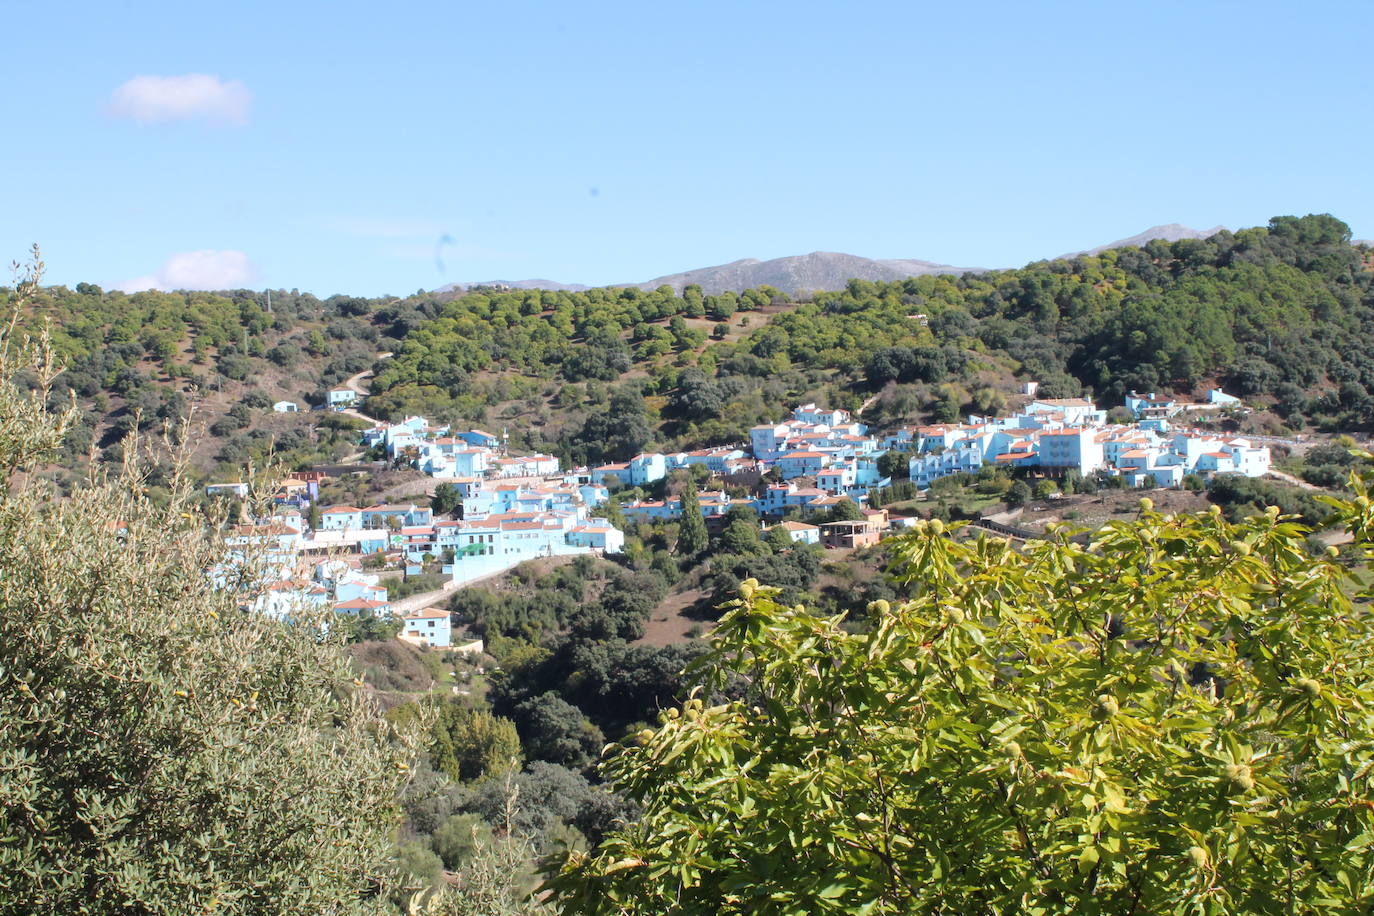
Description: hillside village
xmin=215 ymin=388 xmax=1273 ymax=643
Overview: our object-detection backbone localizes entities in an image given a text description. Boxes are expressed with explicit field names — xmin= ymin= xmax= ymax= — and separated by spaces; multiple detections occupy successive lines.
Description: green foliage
xmin=1007 ymin=478 xmax=1033 ymax=507
xmin=824 ymin=497 xmax=865 ymax=522
xmin=676 ymin=481 xmax=708 ymax=556
xmin=548 ymin=500 xmax=1374 ymax=914
xmin=431 ymin=482 xmax=464 ymax=516
xmin=388 ymin=573 xmax=448 ymax=602
xmin=431 ymin=704 xmax=521 ymax=783
xmin=431 ymin=813 xmax=495 ymax=870
xmin=340 ymin=608 xmax=404 ymax=643
xmin=875 ymin=449 xmax=909 ymax=479
xmin=510 ymin=692 xmax=605 ymax=770
xmin=0 ymin=262 xmax=415 ymax=913
xmin=718 ymin=517 xmax=764 ymax=555
xmin=1296 ymin=442 xmax=1363 ymax=489
xmin=1207 ymin=474 xmax=1327 ymax=527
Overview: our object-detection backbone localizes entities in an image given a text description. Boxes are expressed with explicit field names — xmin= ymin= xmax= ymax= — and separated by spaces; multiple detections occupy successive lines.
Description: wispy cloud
xmin=108 ymin=74 xmax=251 ymax=125
xmin=116 ymin=250 xmax=259 ymax=292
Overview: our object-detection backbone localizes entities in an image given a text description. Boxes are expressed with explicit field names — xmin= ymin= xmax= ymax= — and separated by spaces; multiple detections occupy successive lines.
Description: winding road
xmin=332 ymin=352 xmax=391 ymax=424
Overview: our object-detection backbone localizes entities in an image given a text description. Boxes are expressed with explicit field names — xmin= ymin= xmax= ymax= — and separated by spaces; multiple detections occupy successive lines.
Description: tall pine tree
xmin=677 ymin=481 xmax=707 ymax=557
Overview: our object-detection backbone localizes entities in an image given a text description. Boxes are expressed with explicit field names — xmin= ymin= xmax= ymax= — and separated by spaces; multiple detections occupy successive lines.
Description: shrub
xmin=549 ymin=501 xmax=1374 ymax=913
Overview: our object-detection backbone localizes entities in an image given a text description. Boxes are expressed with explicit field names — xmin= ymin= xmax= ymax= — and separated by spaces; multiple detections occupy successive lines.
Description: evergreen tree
xmin=676 ymin=482 xmax=708 ymax=557
xmin=0 ymin=254 xmax=416 ymax=914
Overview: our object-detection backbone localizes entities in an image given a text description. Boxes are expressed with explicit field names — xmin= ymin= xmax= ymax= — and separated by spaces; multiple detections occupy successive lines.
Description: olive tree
xmin=0 ymin=252 xmax=416 ymax=914
xmin=547 ymin=495 xmax=1374 ymax=913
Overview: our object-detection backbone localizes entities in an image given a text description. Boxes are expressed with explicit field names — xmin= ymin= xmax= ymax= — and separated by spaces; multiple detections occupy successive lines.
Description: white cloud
xmin=108 ymin=74 xmax=251 ymax=125
xmin=116 ymin=250 xmax=259 ymax=292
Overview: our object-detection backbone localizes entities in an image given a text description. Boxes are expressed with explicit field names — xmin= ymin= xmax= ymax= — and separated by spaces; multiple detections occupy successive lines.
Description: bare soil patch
xmin=636 ymin=586 xmax=709 ymax=646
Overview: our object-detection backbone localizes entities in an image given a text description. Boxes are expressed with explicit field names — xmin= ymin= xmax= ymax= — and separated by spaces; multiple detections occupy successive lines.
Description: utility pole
xmin=266 ymin=289 xmax=272 ymax=314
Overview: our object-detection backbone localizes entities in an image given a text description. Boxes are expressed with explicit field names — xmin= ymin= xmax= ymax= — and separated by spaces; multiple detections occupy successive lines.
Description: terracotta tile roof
xmin=232 ymin=523 xmax=301 ymax=536
xmin=333 ymin=598 xmax=388 ymax=611
xmin=404 ymin=607 xmax=449 ymax=620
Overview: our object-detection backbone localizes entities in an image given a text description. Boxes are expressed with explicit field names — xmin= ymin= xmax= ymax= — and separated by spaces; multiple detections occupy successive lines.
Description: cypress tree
xmin=677 ymin=481 xmax=708 ymax=556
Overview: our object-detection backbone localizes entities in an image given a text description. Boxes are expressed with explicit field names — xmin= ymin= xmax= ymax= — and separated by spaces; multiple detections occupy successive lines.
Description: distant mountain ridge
xmin=435 ymin=223 xmax=1236 ymax=296
xmin=1057 ymin=223 xmax=1228 ymax=259
xmin=434 ymin=279 xmax=590 ymax=293
xmin=627 ymin=251 xmax=979 ymax=295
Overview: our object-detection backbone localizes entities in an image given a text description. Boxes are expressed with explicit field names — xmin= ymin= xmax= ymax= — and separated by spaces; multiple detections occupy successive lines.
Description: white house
xmin=206 ymin=482 xmax=250 ymax=499
xmin=401 ymin=607 xmax=451 ymax=648
xmin=1125 ymin=391 xmax=1180 ymax=420
xmin=772 ymin=520 xmax=820 ymax=545
xmin=1222 ymin=439 xmax=1270 ymax=476
xmin=227 ymin=522 xmax=303 ymax=555
xmin=909 ymin=445 xmax=982 ymax=489
xmin=272 ymin=401 xmax=299 ymax=413
xmin=568 ymin=524 xmax=626 ymax=553
xmin=776 ymin=450 xmax=828 ymax=480
xmin=590 ymin=462 xmax=630 ymax=487
xmin=626 ymin=453 xmax=667 ymax=486
xmin=750 ymin=423 xmax=793 ymax=459
xmin=327 ymin=389 xmax=357 ymax=408
xmin=793 ymin=403 xmax=857 ymax=428
xmin=1036 ymin=428 xmax=1105 ymax=476
xmin=318 ymin=505 xmax=363 ymax=530
xmin=333 ymin=597 xmax=392 ymax=617
xmin=456 ymin=429 xmax=501 ymax=449
xmin=620 ymin=499 xmax=681 ymax=522
xmin=1024 ymin=398 xmax=1106 ymax=425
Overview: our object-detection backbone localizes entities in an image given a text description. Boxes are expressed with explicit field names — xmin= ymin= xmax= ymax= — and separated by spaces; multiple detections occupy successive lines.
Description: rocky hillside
xmin=629 ymin=251 xmax=981 ymax=295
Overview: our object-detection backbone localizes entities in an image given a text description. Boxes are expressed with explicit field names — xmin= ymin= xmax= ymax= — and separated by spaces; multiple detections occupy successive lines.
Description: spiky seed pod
xmin=1092 ymin=695 xmax=1120 ymax=720
xmin=1224 ymin=762 xmax=1255 ymax=792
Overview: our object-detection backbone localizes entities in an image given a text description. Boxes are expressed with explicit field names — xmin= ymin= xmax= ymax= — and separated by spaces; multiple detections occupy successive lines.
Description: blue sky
xmin=3 ymin=0 xmax=1371 ymax=296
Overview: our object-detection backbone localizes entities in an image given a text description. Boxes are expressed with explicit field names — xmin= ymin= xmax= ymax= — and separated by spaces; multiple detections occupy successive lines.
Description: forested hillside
xmin=15 ymin=214 xmax=1374 ymax=485
xmin=15 ymin=276 xmax=423 ymax=481
xmin=367 ymin=214 xmax=1374 ymax=460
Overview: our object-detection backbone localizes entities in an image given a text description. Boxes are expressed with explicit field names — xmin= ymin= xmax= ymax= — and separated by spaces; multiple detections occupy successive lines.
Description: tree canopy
xmin=0 ymin=264 xmax=415 ymax=913
xmin=548 ymin=490 xmax=1374 ymax=914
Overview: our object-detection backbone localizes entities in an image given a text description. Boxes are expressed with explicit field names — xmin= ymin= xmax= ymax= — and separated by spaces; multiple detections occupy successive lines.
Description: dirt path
xmin=1265 ymin=469 xmax=1320 ymax=491
xmin=388 ymin=569 xmax=508 ymax=616
xmin=333 ymin=352 xmax=393 ymax=424
xmin=388 ymin=554 xmax=577 ymax=615
xmin=635 ymin=586 xmax=708 ymax=646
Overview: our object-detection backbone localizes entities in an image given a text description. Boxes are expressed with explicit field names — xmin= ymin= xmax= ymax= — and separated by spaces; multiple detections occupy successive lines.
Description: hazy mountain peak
xmin=433 ymin=224 xmax=1254 ymax=296
xmin=1061 ymin=223 xmax=1228 ymax=259
xmin=630 ymin=250 xmax=982 ymax=295
xmin=434 ymin=279 xmax=590 ymax=293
